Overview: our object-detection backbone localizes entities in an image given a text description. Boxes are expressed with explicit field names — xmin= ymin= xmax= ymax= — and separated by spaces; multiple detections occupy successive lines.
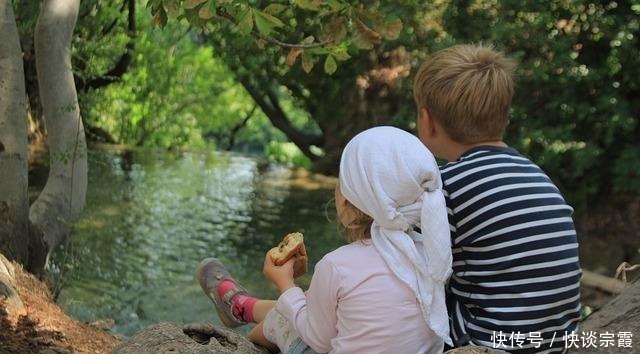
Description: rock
xmin=0 ymin=254 xmax=26 ymax=319
xmin=90 ymin=318 xmax=116 ymax=331
xmin=39 ymin=348 xmax=72 ymax=354
xmin=110 ymin=322 xmax=271 ymax=354
xmin=569 ymin=279 xmax=639 ymax=353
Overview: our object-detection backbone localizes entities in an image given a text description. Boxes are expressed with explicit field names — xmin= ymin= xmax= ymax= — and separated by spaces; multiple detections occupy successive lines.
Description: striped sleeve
xmin=441 ymin=147 xmax=581 ymax=354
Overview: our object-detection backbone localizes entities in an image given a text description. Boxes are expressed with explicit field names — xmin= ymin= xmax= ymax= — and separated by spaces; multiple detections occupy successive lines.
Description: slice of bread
xmin=269 ymin=232 xmax=308 ymax=278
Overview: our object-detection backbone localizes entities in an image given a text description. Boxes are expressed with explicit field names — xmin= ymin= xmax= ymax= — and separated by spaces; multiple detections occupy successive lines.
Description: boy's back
xmin=412 ymin=43 xmax=583 ymax=353
xmin=442 ymin=145 xmax=581 ymax=353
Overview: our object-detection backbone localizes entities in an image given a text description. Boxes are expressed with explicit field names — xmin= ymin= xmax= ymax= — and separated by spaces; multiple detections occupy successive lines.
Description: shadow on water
xmin=50 ymin=147 xmax=342 ymax=337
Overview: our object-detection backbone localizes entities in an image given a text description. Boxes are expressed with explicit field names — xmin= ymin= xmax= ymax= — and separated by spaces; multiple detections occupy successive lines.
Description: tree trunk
xmin=28 ymin=0 xmax=87 ymax=274
xmin=0 ymin=0 xmax=30 ymax=265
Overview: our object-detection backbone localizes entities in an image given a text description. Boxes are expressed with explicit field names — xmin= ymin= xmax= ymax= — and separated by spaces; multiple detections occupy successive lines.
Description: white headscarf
xmin=339 ymin=126 xmax=453 ymax=345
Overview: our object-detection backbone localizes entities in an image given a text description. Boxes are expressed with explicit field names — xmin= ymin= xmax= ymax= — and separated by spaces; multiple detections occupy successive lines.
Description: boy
xmin=413 ymin=44 xmax=581 ymax=354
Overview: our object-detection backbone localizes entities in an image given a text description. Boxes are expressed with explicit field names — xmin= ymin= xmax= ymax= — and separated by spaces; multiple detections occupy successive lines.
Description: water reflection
xmin=52 ymin=147 xmax=341 ymax=337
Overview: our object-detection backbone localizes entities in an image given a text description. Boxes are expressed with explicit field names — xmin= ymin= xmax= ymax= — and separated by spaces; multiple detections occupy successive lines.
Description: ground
xmin=0 ymin=263 xmax=119 ymax=354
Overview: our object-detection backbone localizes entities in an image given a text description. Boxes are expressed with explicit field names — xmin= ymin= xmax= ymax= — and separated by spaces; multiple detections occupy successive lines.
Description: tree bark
xmin=0 ymin=0 xmax=29 ymax=265
xmin=29 ymin=0 xmax=87 ymax=274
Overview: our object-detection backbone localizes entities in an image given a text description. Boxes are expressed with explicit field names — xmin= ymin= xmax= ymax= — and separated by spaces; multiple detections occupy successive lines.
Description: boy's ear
xmin=419 ymin=108 xmax=437 ymax=137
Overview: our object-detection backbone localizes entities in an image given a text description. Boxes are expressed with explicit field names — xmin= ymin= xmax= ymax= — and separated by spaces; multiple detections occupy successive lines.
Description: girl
xmin=197 ymin=126 xmax=453 ymax=354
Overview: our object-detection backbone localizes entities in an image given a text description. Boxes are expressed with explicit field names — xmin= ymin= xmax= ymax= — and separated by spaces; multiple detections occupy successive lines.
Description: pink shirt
xmin=275 ymin=240 xmax=444 ymax=354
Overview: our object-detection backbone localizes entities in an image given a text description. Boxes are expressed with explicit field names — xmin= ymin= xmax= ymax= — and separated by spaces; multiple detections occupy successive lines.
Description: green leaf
xmin=254 ymin=12 xmax=274 ymax=36
xmin=324 ymin=55 xmax=337 ymax=75
xmin=184 ymin=0 xmax=207 ymax=10
xmin=256 ymin=10 xmax=285 ymax=28
xmin=263 ymin=4 xmax=288 ymax=15
xmin=254 ymin=10 xmax=284 ymax=36
xmin=153 ymin=6 xmax=168 ymax=27
xmin=237 ymin=8 xmax=254 ymax=35
xmin=330 ymin=46 xmax=351 ymax=61
xmin=326 ymin=0 xmax=345 ymax=11
xmin=294 ymin=0 xmax=322 ymax=11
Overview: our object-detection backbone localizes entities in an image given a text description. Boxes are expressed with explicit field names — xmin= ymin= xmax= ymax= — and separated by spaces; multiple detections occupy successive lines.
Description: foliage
xmin=80 ymin=5 xmax=310 ymax=152
xmin=438 ymin=0 xmax=639 ymax=209
xmin=264 ymin=141 xmax=312 ymax=169
xmin=20 ymin=0 xmax=636 ymax=210
xmin=166 ymin=0 xmax=425 ymax=173
xmin=82 ymin=22 xmax=223 ymax=148
xmin=146 ymin=0 xmax=404 ymax=74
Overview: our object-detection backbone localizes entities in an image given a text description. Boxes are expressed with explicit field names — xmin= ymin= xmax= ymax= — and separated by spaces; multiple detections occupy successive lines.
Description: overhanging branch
xmin=83 ymin=0 xmax=136 ymax=90
xmin=240 ymin=79 xmax=323 ymax=161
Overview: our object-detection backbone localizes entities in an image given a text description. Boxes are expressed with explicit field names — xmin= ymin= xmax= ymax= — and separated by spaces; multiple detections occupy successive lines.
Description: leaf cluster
xmin=146 ymin=0 xmax=403 ymax=74
xmin=441 ymin=0 xmax=640 ymax=209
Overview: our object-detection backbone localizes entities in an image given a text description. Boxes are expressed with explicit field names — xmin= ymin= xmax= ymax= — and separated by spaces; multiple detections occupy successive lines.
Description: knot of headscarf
xmin=339 ymin=126 xmax=453 ymax=345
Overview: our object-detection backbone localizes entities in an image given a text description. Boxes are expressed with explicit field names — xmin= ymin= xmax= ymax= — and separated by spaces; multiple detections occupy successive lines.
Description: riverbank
xmin=1 ymin=259 xmax=119 ymax=354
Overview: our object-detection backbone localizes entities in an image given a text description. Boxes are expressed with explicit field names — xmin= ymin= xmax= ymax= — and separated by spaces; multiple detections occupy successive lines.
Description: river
xmin=51 ymin=147 xmax=342 ymax=337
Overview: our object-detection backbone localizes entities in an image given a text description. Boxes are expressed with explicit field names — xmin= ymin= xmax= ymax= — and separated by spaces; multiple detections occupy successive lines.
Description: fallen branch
xmin=581 ymin=269 xmax=626 ymax=294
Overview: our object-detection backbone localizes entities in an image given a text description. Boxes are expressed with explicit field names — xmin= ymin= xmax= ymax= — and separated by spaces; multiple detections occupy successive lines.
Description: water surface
xmin=52 ymin=147 xmax=342 ymax=336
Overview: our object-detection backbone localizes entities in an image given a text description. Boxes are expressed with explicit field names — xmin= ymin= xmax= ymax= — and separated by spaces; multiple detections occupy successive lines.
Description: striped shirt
xmin=441 ymin=146 xmax=581 ymax=354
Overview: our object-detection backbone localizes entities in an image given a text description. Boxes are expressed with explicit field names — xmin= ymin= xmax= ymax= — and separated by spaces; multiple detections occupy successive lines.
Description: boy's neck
xmin=443 ymin=140 xmax=507 ymax=162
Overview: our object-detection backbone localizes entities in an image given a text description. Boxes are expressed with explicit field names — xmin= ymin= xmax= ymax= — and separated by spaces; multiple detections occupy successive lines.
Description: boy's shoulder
xmin=440 ymin=145 xmax=538 ymax=178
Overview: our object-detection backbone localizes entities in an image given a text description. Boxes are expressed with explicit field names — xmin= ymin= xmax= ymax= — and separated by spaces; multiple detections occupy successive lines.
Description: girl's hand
xmin=263 ymin=247 xmax=296 ymax=293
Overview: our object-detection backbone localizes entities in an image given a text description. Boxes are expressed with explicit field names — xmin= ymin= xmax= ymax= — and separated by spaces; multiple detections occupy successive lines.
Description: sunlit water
xmin=51 ymin=147 xmax=342 ymax=337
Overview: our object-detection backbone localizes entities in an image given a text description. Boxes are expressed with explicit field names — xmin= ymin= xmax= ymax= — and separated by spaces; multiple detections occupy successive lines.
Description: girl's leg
xmin=248 ymin=321 xmax=279 ymax=353
xmin=262 ymin=307 xmax=302 ymax=354
xmin=252 ymin=299 xmax=277 ymax=323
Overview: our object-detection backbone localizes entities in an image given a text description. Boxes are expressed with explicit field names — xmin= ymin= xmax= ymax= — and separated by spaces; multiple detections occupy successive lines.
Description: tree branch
xmin=240 ymin=80 xmax=323 ymax=161
xmin=226 ymin=104 xmax=257 ymax=150
xmin=101 ymin=0 xmax=129 ymax=36
xmin=84 ymin=0 xmax=136 ymax=90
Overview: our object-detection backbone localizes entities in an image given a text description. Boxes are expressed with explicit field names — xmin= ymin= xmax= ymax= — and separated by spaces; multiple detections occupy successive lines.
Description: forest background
xmin=14 ymin=0 xmax=640 ymax=207
xmin=2 ymin=0 xmax=638 ymax=275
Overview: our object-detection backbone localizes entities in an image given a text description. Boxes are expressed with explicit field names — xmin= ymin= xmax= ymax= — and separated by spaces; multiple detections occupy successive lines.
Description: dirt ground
xmin=0 ymin=264 xmax=119 ymax=354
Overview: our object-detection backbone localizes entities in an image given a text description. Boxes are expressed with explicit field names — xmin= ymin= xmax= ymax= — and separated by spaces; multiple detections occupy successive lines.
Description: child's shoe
xmin=196 ymin=258 xmax=248 ymax=328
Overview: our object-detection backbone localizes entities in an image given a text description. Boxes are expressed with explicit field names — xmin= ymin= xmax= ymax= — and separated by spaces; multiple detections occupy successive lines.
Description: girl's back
xmin=281 ymin=240 xmax=443 ymax=354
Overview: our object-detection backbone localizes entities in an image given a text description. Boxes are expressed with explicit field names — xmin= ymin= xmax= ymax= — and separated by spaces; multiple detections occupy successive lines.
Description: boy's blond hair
xmin=413 ymin=44 xmax=516 ymax=143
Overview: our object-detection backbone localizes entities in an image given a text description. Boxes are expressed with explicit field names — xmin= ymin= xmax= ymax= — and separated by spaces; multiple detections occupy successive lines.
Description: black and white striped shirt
xmin=441 ymin=146 xmax=581 ymax=354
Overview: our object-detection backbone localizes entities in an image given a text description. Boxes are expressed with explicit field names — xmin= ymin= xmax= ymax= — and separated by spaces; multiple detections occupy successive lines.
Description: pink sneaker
xmin=196 ymin=258 xmax=248 ymax=328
